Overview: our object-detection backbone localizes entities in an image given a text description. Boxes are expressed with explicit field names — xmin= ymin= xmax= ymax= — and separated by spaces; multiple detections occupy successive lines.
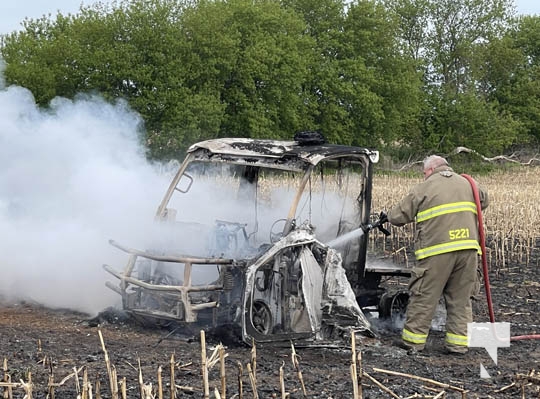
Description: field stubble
xmin=1 ymin=169 xmax=539 ymax=398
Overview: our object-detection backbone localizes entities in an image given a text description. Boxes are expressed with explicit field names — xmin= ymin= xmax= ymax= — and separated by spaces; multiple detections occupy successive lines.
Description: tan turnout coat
xmin=388 ymin=166 xmax=489 ymax=260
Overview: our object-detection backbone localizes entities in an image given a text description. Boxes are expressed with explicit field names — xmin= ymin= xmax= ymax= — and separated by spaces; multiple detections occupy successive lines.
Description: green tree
xmin=345 ymin=0 xmax=422 ymax=147
xmin=281 ymin=0 xmax=351 ymax=143
xmin=1 ymin=0 xmax=221 ymax=158
xmin=1 ymin=0 xmax=314 ymax=157
xmin=428 ymin=0 xmax=512 ymax=94
xmin=384 ymin=0 xmax=518 ymax=155
xmin=0 ymin=15 xmax=76 ymax=105
xmin=180 ymin=0 xmax=314 ymax=140
xmin=282 ymin=0 xmax=422 ymax=147
xmin=481 ymin=15 xmax=540 ymax=144
xmin=4 ymin=0 xmax=534 ymax=160
xmin=382 ymin=0 xmax=430 ymax=61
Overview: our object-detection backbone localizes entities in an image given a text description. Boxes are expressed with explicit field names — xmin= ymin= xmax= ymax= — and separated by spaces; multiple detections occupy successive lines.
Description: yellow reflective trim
xmin=446 ymin=332 xmax=469 ymax=347
xmin=416 ymin=201 xmax=477 ymax=223
xmin=402 ymin=329 xmax=428 ymax=344
xmin=415 ymin=240 xmax=481 ymax=260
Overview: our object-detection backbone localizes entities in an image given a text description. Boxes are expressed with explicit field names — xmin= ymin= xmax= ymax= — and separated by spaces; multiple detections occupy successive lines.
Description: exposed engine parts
xmin=104 ymin=137 xmax=411 ymax=344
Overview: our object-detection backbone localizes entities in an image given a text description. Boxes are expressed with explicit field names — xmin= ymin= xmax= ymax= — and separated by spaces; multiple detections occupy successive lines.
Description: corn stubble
xmin=1 ymin=170 xmax=538 ymax=398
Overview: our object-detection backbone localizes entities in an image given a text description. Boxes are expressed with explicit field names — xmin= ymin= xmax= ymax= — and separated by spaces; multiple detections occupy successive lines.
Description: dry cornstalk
xmin=3 ymin=358 xmax=12 ymax=399
xmin=208 ymin=344 xmax=227 ymax=369
xmin=357 ymin=351 xmax=363 ymax=399
xmin=123 ymin=361 xmax=138 ymax=372
xmin=38 ymin=355 xmax=48 ymax=368
xmin=219 ymin=345 xmax=226 ymax=399
xmin=372 ymin=170 xmax=540 ymax=270
xmin=74 ymin=367 xmax=81 ymax=398
xmin=361 ymin=371 xmax=400 ymax=399
xmin=88 ymin=381 xmax=94 ymax=399
xmin=47 ymin=374 xmax=55 ymax=399
xmin=82 ymin=367 xmax=89 ymax=399
xmin=201 ymin=330 xmax=210 ymax=399
xmin=0 ymin=381 xmax=20 ymax=387
xmin=95 ymin=379 xmax=101 ymax=399
xmin=175 ymin=385 xmax=200 ymax=393
xmin=157 ymin=366 xmax=163 ymax=399
xmin=290 ymin=342 xmax=307 ymax=398
xmin=350 ymin=332 xmax=359 ymax=399
xmin=142 ymin=383 xmax=154 ymax=399
xmin=423 ymin=385 xmax=445 ymax=394
xmin=98 ymin=330 xmax=118 ymax=399
xmin=112 ymin=365 xmax=119 ymax=399
xmin=250 ymin=338 xmax=257 ymax=385
xmin=246 ymin=363 xmax=259 ymax=399
xmin=372 ymin=367 xmax=467 ymax=397
xmin=214 ymin=387 xmax=222 ymax=399
xmin=120 ymin=377 xmax=127 ymax=399
xmin=20 ymin=372 xmax=32 ymax=399
xmin=50 ymin=366 xmax=85 ymax=387
xmin=170 ymin=354 xmax=176 ymax=399
xmin=494 ymin=382 xmax=516 ymax=393
xmin=175 ymin=361 xmax=193 ymax=369
xmin=433 ymin=391 xmax=446 ymax=398
xmin=516 ymin=373 xmax=540 ymax=384
xmin=237 ymin=361 xmax=243 ymax=399
xmin=279 ymin=362 xmax=288 ymax=399
xmin=0 ymin=382 xmax=21 ymax=388
xmin=0 ymin=383 xmax=21 ymax=390
xmin=138 ymin=358 xmax=144 ymax=399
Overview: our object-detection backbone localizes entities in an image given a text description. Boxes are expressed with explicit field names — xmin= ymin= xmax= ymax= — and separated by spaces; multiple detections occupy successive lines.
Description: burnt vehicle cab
xmin=104 ymin=134 xmax=411 ymax=344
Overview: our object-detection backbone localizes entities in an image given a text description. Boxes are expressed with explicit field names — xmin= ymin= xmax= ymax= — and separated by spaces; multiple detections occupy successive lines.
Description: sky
xmin=0 ymin=1 xmax=114 ymax=35
xmin=0 ymin=0 xmax=539 ymax=35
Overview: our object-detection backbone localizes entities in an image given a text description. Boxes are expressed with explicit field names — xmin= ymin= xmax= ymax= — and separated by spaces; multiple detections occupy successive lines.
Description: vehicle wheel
xmin=378 ymin=291 xmax=409 ymax=326
xmin=251 ymin=300 xmax=273 ymax=335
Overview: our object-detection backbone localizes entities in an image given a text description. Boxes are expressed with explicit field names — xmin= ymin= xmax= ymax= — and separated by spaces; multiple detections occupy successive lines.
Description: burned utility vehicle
xmin=104 ymin=133 xmax=411 ymax=344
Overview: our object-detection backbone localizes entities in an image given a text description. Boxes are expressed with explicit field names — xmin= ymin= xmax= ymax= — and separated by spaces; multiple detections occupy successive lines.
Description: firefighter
xmin=385 ymin=155 xmax=489 ymax=354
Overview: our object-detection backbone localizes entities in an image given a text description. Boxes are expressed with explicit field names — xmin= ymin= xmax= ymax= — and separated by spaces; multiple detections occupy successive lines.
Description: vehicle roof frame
xmin=156 ymin=138 xmax=378 ymax=221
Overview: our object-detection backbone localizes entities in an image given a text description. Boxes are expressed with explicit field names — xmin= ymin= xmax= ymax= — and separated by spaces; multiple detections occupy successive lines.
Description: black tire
xmin=378 ymin=291 xmax=409 ymax=325
xmin=250 ymin=300 xmax=273 ymax=335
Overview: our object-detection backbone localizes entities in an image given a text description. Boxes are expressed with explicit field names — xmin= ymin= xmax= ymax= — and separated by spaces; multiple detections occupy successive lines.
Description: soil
xmin=1 ymin=266 xmax=539 ymax=399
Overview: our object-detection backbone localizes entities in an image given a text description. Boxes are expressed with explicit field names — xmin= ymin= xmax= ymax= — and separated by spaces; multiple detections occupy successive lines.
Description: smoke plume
xmin=0 ymin=79 xmax=170 ymax=315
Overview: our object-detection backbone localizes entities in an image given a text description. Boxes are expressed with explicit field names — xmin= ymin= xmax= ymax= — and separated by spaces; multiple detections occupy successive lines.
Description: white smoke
xmin=0 ymin=82 xmax=170 ymax=315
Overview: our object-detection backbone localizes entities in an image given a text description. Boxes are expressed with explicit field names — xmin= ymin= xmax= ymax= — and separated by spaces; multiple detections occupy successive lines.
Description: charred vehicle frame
xmin=104 ymin=134 xmax=411 ymax=344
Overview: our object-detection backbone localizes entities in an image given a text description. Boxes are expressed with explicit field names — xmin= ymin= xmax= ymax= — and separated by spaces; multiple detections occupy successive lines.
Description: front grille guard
xmin=103 ymin=240 xmax=234 ymax=323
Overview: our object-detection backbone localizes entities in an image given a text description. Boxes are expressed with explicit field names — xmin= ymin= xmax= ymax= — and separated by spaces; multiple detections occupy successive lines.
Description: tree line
xmin=1 ymin=0 xmax=538 ymax=160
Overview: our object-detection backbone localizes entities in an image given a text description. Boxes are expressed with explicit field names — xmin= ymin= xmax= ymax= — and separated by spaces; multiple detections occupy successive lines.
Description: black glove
xmin=379 ymin=211 xmax=388 ymax=224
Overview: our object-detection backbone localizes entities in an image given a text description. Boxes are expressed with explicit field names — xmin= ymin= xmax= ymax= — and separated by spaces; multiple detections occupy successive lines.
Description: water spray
xmin=326 ymin=213 xmax=390 ymax=248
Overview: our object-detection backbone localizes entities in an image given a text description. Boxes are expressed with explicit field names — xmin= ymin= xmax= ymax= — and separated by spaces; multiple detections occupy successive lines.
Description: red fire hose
xmin=462 ymin=174 xmax=540 ymax=342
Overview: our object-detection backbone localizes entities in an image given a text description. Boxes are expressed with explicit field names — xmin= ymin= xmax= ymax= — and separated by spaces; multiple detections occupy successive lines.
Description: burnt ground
xmin=1 ymin=266 xmax=539 ymax=399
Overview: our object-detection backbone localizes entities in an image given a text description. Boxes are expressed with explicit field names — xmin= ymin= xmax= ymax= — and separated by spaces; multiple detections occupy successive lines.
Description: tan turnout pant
xmin=401 ymin=249 xmax=478 ymax=352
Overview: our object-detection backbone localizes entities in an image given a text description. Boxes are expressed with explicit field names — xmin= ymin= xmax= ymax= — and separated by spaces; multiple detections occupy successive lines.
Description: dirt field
xmin=1 ymin=264 xmax=539 ymax=399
